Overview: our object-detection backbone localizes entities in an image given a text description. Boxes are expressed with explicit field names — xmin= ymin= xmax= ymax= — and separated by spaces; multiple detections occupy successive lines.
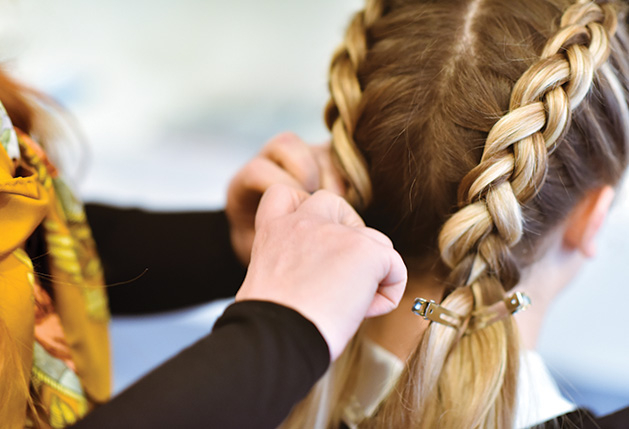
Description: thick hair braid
xmin=439 ymin=0 xmax=618 ymax=290
xmin=325 ymin=0 xmax=385 ymax=208
xmin=410 ymin=4 xmax=619 ymax=425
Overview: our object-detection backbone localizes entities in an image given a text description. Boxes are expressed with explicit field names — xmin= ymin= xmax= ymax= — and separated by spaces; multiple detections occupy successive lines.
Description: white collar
xmin=342 ymin=338 xmax=404 ymax=427
xmin=341 ymin=342 xmax=575 ymax=428
xmin=515 ymin=350 xmax=576 ymax=428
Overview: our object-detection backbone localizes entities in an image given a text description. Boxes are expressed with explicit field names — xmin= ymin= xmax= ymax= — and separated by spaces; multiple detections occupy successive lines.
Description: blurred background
xmin=1 ymin=0 xmax=627 ymax=416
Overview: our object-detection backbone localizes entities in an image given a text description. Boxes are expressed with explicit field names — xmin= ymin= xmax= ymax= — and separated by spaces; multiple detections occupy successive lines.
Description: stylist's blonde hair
xmin=282 ymin=0 xmax=629 ymax=427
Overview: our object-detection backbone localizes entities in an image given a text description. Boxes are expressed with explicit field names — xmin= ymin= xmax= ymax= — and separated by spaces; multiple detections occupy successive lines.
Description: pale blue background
xmin=1 ymin=0 xmax=627 ymax=416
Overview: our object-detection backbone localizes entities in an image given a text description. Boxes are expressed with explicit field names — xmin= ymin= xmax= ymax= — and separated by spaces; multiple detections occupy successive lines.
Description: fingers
xmin=290 ymin=188 xmax=407 ymax=319
xmin=227 ymin=132 xmax=349 ymax=266
xmin=261 ymin=133 xmax=320 ymax=193
xmin=356 ymin=227 xmax=394 ymax=249
xmin=230 ymin=156 xmax=305 ymax=198
xmin=256 ymin=186 xmax=364 ymax=229
xmin=228 ymin=133 xmax=320 ymax=215
xmin=312 ymin=143 xmax=346 ymax=196
xmin=366 ymin=248 xmax=408 ymax=318
xmin=353 ymin=226 xmax=406 ymax=318
xmin=259 ymin=135 xmax=346 ymax=197
xmin=298 ymin=190 xmax=365 ymax=228
xmin=255 ymin=184 xmax=310 ymax=230
xmin=228 ymin=134 xmax=347 ymax=223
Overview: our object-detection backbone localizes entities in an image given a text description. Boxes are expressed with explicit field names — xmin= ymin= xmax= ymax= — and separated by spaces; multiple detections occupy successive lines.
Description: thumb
xmin=255 ymin=184 xmax=310 ymax=231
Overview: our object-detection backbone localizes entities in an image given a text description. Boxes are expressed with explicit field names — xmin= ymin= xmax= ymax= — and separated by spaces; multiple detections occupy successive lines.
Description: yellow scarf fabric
xmin=0 ymin=106 xmax=110 ymax=428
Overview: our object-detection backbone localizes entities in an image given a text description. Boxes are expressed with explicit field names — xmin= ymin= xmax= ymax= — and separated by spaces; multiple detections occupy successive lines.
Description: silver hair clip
xmin=411 ymin=292 xmax=531 ymax=331
xmin=412 ymin=298 xmax=464 ymax=329
xmin=468 ymin=291 xmax=531 ymax=332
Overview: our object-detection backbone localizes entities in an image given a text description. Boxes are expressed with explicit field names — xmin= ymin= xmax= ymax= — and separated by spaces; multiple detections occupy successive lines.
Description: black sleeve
xmin=539 ymin=407 xmax=629 ymax=428
xmin=85 ymin=204 xmax=247 ymax=314
xmin=595 ymin=407 xmax=629 ymax=428
xmin=73 ymin=301 xmax=330 ymax=429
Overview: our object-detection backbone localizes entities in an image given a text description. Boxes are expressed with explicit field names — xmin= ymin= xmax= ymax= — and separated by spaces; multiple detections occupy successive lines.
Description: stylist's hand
xmin=226 ymin=132 xmax=344 ymax=265
xmin=236 ymin=184 xmax=407 ymax=361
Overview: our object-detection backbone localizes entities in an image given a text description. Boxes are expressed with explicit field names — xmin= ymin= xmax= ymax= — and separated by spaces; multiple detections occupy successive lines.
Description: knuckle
xmin=369 ymin=228 xmax=394 ymax=247
xmin=265 ymin=132 xmax=301 ymax=153
xmin=274 ymin=131 xmax=301 ymax=145
xmin=241 ymin=158 xmax=270 ymax=185
xmin=293 ymin=216 xmax=314 ymax=232
xmin=311 ymin=188 xmax=336 ymax=201
xmin=247 ymin=157 xmax=268 ymax=172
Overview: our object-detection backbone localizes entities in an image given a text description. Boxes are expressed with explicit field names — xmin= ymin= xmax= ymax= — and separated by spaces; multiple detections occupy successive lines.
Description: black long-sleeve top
xmin=85 ymin=204 xmax=246 ymax=313
xmin=75 ymin=204 xmax=331 ymax=428
xmin=73 ymin=300 xmax=329 ymax=428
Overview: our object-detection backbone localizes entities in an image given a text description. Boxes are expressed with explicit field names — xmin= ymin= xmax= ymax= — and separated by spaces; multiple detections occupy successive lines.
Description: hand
xmin=236 ymin=184 xmax=407 ymax=361
xmin=226 ymin=132 xmax=345 ymax=265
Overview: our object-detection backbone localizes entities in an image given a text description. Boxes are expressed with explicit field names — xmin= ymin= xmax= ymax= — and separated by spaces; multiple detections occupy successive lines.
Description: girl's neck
xmin=363 ymin=274 xmax=445 ymax=361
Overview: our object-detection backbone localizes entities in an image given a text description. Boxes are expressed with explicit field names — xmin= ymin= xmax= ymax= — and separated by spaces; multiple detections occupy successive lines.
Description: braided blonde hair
xmin=323 ymin=0 xmax=384 ymax=209
xmin=440 ymin=0 xmax=619 ymax=287
xmin=283 ymin=0 xmax=629 ymax=427
xmin=385 ymin=2 xmax=623 ymax=427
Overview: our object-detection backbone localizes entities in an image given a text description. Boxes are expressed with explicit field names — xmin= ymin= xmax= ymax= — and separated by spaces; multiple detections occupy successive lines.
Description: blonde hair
xmin=283 ymin=0 xmax=629 ymax=427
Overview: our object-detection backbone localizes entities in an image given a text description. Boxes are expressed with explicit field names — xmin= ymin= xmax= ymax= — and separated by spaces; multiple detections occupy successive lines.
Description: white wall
xmin=1 ymin=0 xmax=363 ymax=208
xmin=2 ymin=0 xmax=627 ymax=414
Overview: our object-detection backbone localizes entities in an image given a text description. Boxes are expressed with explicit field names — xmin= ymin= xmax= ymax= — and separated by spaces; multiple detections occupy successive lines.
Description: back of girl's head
xmin=328 ymin=0 xmax=629 ymax=269
xmin=315 ymin=0 xmax=629 ymax=427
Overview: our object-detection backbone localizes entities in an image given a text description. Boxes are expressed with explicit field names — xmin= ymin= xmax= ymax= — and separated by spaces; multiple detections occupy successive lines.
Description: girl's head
xmin=315 ymin=0 xmax=628 ymax=426
xmin=328 ymin=0 xmax=628 ymax=277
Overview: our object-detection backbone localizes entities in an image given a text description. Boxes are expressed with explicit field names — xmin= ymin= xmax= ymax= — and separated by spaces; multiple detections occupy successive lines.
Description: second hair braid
xmin=439 ymin=0 xmax=618 ymax=290
xmin=325 ymin=0 xmax=386 ymax=209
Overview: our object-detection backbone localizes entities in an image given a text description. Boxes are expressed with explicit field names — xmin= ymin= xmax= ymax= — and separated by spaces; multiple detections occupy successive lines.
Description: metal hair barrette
xmin=412 ymin=297 xmax=465 ymax=329
xmin=412 ymin=292 xmax=531 ymax=332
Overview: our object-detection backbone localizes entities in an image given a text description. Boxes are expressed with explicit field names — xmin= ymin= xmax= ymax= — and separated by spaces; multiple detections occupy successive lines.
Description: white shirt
xmin=514 ymin=350 xmax=576 ymax=428
xmin=340 ymin=340 xmax=576 ymax=429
